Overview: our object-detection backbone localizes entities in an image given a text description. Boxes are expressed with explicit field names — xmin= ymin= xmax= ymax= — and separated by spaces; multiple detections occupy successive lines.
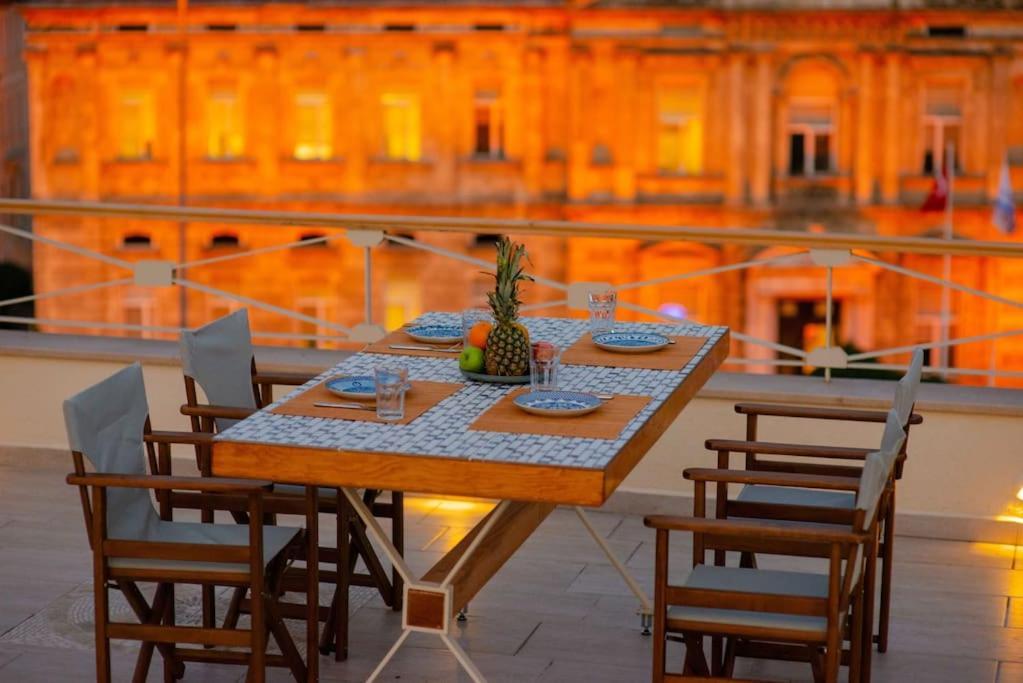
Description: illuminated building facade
xmin=1 ymin=2 xmax=29 ymax=269
xmin=18 ymin=1 xmax=1023 ymax=380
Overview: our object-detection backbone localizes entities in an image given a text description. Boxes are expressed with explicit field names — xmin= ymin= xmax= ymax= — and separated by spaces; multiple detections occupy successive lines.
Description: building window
xmin=293 ymin=92 xmax=332 ymax=161
xmin=787 ymin=104 xmax=834 ymax=177
xmin=473 ymin=91 xmax=503 ymax=158
xmin=121 ymin=233 xmax=152 ymax=250
xmin=922 ymin=90 xmax=962 ymax=174
xmin=208 ymin=233 xmax=240 ymax=249
xmin=117 ymin=91 xmax=155 ymax=160
xmin=207 ymin=90 xmax=244 ymax=159
xmin=656 ymin=89 xmax=703 ymax=175
xmin=382 ymin=93 xmax=421 ymax=161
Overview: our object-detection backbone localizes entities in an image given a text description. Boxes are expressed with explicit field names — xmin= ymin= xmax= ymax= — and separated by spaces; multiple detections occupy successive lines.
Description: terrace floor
xmin=2 ymin=447 xmax=1023 ymax=682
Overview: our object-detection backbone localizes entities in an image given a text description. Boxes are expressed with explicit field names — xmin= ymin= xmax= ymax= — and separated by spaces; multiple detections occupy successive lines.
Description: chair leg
xmin=711 ymin=635 xmax=723 ymax=675
xmin=391 ymin=490 xmax=405 ymax=611
xmin=861 ymin=538 xmax=878 ymax=683
xmin=809 ymin=646 xmax=825 ymax=683
xmin=336 ymin=495 xmax=351 ymax=661
xmin=682 ymin=632 xmax=710 ymax=676
xmin=878 ymin=494 xmax=896 ymax=653
xmin=824 ymin=618 xmax=841 ymax=683
xmin=249 ymin=582 xmax=265 ymax=683
xmin=93 ymin=572 xmax=111 ymax=683
xmin=162 ymin=583 xmax=177 ymax=683
xmin=850 ymin=584 xmax=865 ymax=683
xmin=201 ymin=505 xmax=216 ymax=642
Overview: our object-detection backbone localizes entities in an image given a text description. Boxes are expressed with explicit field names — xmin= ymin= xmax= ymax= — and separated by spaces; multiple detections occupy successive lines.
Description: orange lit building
xmin=0 ymin=2 xmax=29 ymax=269
xmin=17 ymin=1 xmax=1023 ymax=380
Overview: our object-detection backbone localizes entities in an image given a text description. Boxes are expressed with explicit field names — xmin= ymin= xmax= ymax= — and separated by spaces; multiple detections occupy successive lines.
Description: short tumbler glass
xmin=588 ymin=289 xmax=617 ymax=335
xmin=529 ymin=342 xmax=560 ymax=393
xmin=461 ymin=306 xmax=492 ymax=346
xmin=375 ymin=365 xmax=409 ymax=422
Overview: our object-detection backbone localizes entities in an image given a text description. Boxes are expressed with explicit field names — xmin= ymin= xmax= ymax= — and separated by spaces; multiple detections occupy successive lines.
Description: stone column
xmin=522 ymin=47 xmax=544 ymax=200
xmin=77 ymin=46 xmax=100 ymax=201
xmin=726 ymin=52 xmax=747 ymax=206
xmin=881 ymin=51 xmax=901 ymax=205
xmin=613 ymin=48 xmax=638 ymax=202
xmin=750 ymin=50 xmax=772 ymax=207
xmin=567 ymin=46 xmax=590 ymax=202
xmin=23 ymin=46 xmax=47 ymax=199
xmin=344 ymin=47 xmax=367 ymax=196
xmin=987 ymin=50 xmax=1011 ymax=200
xmin=855 ymin=51 xmax=876 ymax=205
xmin=253 ymin=45 xmax=279 ymax=196
xmin=432 ymin=44 xmax=457 ymax=195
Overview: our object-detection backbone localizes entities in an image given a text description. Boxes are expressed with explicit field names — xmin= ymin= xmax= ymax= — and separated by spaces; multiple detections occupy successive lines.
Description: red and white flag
xmin=921 ymin=161 xmax=949 ymax=213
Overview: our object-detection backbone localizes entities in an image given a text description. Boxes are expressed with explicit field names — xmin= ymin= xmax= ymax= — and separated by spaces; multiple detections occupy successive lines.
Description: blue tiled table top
xmin=216 ymin=313 xmax=728 ymax=472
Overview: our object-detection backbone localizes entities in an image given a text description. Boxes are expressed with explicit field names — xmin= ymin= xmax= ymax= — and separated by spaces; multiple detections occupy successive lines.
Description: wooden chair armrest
xmin=705 ymin=439 xmax=873 ymax=460
xmin=683 ymin=468 xmax=861 ymax=491
xmin=144 ymin=430 xmax=214 ymax=446
xmin=252 ymin=371 xmax=315 ymax=386
xmin=643 ymin=515 xmax=866 ymax=545
xmin=67 ymin=472 xmax=272 ymax=493
xmin=735 ymin=402 xmax=923 ymax=425
xmin=179 ymin=404 xmax=255 ymax=421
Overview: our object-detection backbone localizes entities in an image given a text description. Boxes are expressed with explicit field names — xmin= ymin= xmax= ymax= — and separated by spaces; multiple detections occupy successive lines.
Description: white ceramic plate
xmin=592 ymin=331 xmax=671 ymax=354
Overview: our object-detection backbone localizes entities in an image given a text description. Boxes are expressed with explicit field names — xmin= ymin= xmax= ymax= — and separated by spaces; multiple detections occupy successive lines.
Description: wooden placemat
xmin=560 ymin=335 xmax=708 ymax=371
xmin=362 ymin=329 xmax=463 ymax=359
xmin=271 ymin=379 xmax=462 ymax=424
xmin=469 ymin=389 xmax=651 ymax=440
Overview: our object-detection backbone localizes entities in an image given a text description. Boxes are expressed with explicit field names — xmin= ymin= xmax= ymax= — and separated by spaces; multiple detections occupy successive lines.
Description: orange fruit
xmin=468 ymin=321 xmax=492 ymax=349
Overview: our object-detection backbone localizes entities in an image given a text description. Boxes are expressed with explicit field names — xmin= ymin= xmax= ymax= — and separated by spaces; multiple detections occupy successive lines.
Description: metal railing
xmin=2 ymin=197 xmax=1022 ymax=384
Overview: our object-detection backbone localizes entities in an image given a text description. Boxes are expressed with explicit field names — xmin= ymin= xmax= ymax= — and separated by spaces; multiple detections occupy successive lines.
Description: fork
xmin=314 ymin=401 xmax=376 ymax=411
xmin=389 ymin=343 xmax=463 ymax=353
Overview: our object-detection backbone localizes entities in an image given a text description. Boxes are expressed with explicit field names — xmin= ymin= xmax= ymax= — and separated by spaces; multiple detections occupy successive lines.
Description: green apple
xmin=459 ymin=345 xmax=485 ymax=373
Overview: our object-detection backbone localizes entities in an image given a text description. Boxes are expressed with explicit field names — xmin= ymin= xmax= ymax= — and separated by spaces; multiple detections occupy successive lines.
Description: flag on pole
xmin=921 ymin=158 xmax=949 ymax=213
xmin=993 ymin=156 xmax=1016 ymax=235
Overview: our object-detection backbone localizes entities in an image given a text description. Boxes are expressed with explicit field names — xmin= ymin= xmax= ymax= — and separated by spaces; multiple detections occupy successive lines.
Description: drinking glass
xmin=375 ymin=365 xmax=409 ymax=422
xmin=530 ymin=342 xmax=560 ymax=393
xmin=461 ymin=306 xmax=492 ymax=347
xmin=588 ymin=289 xmax=617 ymax=335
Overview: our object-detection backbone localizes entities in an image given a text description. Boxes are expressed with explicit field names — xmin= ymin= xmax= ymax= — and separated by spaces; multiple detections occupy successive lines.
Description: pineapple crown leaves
xmin=482 ymin=237 xmax=534 ymax=324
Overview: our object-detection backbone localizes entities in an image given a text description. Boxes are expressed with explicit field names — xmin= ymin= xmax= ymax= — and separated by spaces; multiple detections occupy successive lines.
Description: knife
xmin=389 ymin=344 xmax=462 ymax=353
xmin=314 ymin=401 xmax=376 ymax=411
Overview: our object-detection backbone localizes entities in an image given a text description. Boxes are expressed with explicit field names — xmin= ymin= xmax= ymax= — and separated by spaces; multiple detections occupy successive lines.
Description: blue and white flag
xmin=993 ymin=156 xmax=1016 ymax=235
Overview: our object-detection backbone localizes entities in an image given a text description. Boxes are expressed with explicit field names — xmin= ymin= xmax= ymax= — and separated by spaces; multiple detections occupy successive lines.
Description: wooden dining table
xmin=211 ymin=313 xmax=729 ymax=682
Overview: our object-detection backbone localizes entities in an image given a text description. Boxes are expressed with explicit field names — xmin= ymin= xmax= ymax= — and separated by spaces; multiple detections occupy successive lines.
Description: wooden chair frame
xmin=68 ymin=429 xmax=307 ymax=683
xmin=711 ymin=402 xmax=922 ymax=653
xmin=176 ymin=361 xmax=404 ymax=661
xmin=646 ymin=472 xmax=884 ymax=683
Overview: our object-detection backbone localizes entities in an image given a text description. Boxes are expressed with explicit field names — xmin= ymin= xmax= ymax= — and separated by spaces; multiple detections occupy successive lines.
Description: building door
xmin=776 ymin=298 xmax=842 ymax=374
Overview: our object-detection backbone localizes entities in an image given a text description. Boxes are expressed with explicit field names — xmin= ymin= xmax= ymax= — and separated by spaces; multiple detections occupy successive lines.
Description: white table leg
xmin=574 ymin=506 xmax=653 ymax=634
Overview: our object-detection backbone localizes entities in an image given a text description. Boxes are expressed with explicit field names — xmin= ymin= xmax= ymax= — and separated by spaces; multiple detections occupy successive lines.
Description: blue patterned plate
xmin=405 ymin=324 xmax=463 ymax=344
xmin=325 ymin=375 xmax=377 ymax=400
xmin=592 ymin=331 xmax=671 ymax=354
xmin=513 ymin=391 xmax=602 ymax=418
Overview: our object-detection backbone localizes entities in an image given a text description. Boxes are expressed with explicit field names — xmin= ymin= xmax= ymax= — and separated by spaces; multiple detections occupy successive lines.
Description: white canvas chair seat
xmin=109 ymin=520 xmax=299 ymax=574
xmin=272 ymin=484 xmax=338 ymax=499
xmin=735 ymin=485 xmax=855 ymax=510
xmin=667 ymin=565 xmax=829 ymax=636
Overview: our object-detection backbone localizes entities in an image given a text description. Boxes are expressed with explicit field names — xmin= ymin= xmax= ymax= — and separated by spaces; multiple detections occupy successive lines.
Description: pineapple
xmin=483 ymin=238 xmax=534 ymax=376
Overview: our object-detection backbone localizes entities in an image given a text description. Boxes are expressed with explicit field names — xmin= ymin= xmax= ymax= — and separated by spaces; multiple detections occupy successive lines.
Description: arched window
xmin=298 ymin=232 xmax=329 ymax=248
xmin=208 ymin=233 xmax=240 ymax=249
xmin=121 ymin=233 xmax=152 ymax=249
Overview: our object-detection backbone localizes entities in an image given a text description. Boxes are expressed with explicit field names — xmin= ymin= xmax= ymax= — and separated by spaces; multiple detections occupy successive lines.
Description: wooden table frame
xmin=212 ymin=331 xmax=728 ymax=681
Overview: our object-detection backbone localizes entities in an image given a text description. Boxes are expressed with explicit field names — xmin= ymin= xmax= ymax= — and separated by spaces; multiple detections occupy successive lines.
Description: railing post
xmin=824 ymin=265 xmax=833 ymax=383
xmin=364 ymin=246 xmax=373 ymax=326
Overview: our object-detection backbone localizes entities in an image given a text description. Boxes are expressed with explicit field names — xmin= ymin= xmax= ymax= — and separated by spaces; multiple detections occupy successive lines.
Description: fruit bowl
xmin=459 ymin=369 xmax=530 ymax=385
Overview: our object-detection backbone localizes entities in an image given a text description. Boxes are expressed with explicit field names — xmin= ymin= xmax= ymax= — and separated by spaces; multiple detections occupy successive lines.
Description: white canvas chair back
xmin=180 ymin=309 xmax=257 ymax=432
xmin=62 ymin=363 xmax=158 ymax=541
xmin=854 ymin=408 xmax=907 ymax=532
xmin=893 ymin=349 xmax=924 ymax=427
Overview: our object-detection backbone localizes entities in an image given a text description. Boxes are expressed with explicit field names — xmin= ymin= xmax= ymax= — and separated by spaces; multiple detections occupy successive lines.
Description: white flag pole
xmin=939 ymin=141 xmax=955 ymax=376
